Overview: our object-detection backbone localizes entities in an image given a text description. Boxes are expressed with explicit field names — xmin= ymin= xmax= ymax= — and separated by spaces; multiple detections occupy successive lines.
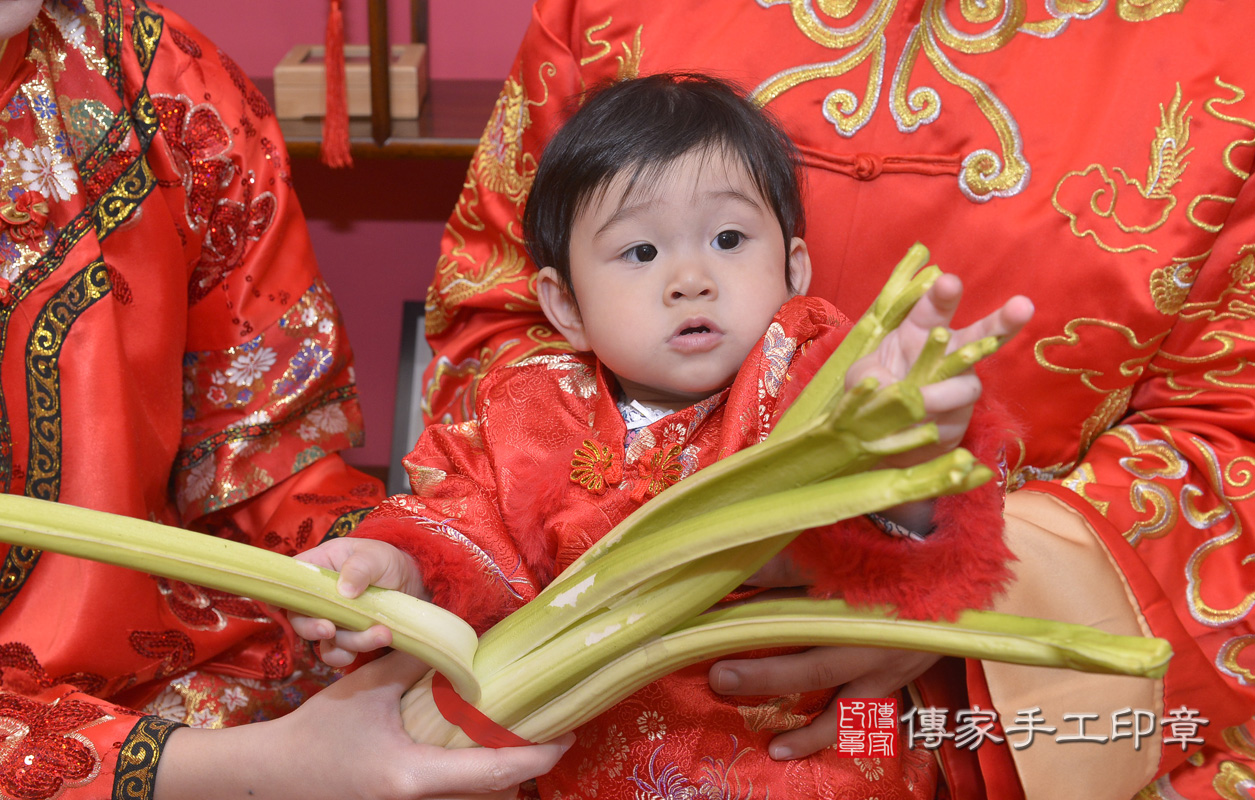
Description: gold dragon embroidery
xmin=580 ymin=18 xmax=643 ymax=79
xmin=427 ymin=65 xmax=557 ymax=336
xmin=1051 ymin=84 xmax=1190 ymax=256
xmin=1053 ymin=78 xmax=1254 ymax=319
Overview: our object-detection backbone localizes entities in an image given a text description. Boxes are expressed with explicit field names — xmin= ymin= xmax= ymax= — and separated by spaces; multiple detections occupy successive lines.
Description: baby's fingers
xmin=993 ymin=294 xmax=1035 ymax=339
xmin=952 ymin=294 xmax=1035 ymax=349
xmin=919 ymin=373 xmax=982 ymax=416
xmin=289 ymin=612 xmax=336 ymax=643
xmin=335 ymin=554 xmax=385 ymax=599
xmin=318 ymin=624 xmax=394 ymax=668
xmin=920 ymin=375 xmax=981 ymax=451
xmin=905 ymin=273 xmax=964 ymax=331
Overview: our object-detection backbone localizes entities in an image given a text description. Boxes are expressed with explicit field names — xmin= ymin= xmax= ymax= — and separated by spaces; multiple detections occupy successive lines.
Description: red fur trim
xmin=499 ymin=445 xmax=574 ymax=588
xmin=353 ymin=511 xmax=509 ymax=633
xmin=784 ymin=393 xmax=1021 ymax=620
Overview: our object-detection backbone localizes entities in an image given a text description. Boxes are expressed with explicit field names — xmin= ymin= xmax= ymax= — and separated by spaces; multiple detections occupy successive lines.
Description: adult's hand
xmin=710 ymin=556 xmax=940 ymax=760
xmin=709 ymin=645 xmax=940 ymax=760
xmin=155 ymin=650 xmax=573 ymax=800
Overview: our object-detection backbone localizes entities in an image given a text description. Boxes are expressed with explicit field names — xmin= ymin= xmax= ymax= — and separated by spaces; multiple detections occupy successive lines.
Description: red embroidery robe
xmin=422 ymin=1 xmax=1255 ymax=797
xmin=363 ymin=296 xmax=1012 ymax=799
xmin=0 ymin=3 xmax=383 ymax=798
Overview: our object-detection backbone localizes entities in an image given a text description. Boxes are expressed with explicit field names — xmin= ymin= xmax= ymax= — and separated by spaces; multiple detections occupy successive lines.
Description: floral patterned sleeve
xmin=149 ymin=10 xmax=384 ymax=545
xmin=176 ymin=277 xmax=380 ymax=545
xmin=355 ymin=416 xmax=544 ymax=633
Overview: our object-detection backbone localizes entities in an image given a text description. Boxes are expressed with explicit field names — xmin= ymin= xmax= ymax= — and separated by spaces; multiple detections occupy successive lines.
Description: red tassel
xmin=321 ymin=0 xmax=352 ymax=168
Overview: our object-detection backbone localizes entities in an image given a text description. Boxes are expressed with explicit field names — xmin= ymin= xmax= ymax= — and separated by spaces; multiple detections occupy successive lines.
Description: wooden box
xmin=273 ymin=43 xmax=428 ymax=119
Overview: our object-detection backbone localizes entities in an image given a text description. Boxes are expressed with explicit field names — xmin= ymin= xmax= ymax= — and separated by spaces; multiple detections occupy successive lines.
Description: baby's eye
xmin=713 ymin=230 xmax=744 ymax=250
xmin=623 ymin=243 xmax=658 ymax=263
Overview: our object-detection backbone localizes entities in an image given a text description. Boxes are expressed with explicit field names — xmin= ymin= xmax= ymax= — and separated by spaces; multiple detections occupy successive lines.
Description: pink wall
xmin=162 ymin=1 xmax=535 ymax=472
xmin=164 ymin=0 xmax=532 ymax=80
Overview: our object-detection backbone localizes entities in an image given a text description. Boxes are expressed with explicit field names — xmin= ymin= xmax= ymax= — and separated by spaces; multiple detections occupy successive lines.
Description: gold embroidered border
xmin=319 ymin=506 xmax=375 ymax=543
xmin=0 ymin=0 xmax=164 ymax=493
xmin=130 ymin=0 xmax=163 ymax=71
xmin=0 ymin=263 xmax=113 ymax=618
xmin=112 ymin=716 xmax=185 ymax=800
xmin=0 ymin=2 xmax=164 ymax=618
xmin=0 ymin=547 xmax=42 ymax=617
xmin=26 ymin=261 xmax=113 ymax=502
xmin=92 ymin=154 xmax=157 ymax=240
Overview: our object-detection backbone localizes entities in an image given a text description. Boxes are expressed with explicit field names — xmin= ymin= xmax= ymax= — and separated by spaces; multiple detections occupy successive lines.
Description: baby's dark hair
xmin=523 ymin=72 xmax=806 ymax=294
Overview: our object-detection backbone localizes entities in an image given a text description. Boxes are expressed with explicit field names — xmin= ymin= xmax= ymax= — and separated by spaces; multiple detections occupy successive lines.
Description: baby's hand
xmin=289 ymin=538 xmax=428 ymax=668
xmin=847 ymin=273 xmax=1034 ymax=464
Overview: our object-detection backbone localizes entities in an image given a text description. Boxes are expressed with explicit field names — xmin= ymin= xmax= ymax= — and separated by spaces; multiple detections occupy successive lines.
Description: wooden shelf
xmin=256 ymin=78 xmax=500 ymax=160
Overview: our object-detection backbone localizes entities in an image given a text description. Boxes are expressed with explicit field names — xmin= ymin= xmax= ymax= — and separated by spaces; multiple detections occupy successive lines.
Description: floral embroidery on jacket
xmin=156 ymin=578 xmax=272 ymax=632
xmin=571 ymin=439 xmax=621 ymax=494
xmin=631 ymin=444 xmax=683 ymax=503
xmin=626 ymin=737 xmax=761 ymax=800
xmin=151 ymin=93 xmax=234 ymax=232
xmin=0 ymin=695 xmax=109 ymax=800
xmin=187 ymin=172 xmax=277 ymax=304
xmin=127 ymin=630 xmax=197 ymax=680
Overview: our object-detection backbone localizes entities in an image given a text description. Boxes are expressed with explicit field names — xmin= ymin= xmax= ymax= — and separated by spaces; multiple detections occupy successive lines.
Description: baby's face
xmin=564 ymin=149 xmax=807 ymax=410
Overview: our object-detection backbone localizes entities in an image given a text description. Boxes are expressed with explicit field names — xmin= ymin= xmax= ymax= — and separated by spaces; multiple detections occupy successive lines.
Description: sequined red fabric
xmin=0 ymin=695 xmax=107 ymax=800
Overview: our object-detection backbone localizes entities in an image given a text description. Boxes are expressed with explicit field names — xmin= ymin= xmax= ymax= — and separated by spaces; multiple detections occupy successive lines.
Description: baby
xmin=292 ymin=73 xmax=1032 ymax=798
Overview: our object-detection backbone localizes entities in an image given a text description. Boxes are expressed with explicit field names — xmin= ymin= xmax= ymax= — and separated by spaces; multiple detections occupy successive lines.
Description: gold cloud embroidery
xmin=1213 ymin=758 xmax=1255 ymax=800
xmin=1035 ymin=318 xmax=1167 ymax=393
xmin=1181 ymin=437 xmax=1254 ymax=627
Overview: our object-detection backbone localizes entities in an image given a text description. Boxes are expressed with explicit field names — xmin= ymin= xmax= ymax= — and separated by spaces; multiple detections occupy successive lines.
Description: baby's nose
xmin=667 ymin=262 xmax=717 ymax=301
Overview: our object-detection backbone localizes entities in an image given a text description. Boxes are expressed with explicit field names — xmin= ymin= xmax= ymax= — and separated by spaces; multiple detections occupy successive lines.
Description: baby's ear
xmin=787 ymin=237 xmax=812 ymax=296
xmin=537 ymin=267 xmax=591 ymax=351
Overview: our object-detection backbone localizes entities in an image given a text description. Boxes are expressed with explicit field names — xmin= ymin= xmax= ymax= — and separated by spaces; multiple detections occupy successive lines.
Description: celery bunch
xmin=397 ymin=242 xmax=1169 ymax=745
xmin=0 ymin=244 xmax=1171 ymax=749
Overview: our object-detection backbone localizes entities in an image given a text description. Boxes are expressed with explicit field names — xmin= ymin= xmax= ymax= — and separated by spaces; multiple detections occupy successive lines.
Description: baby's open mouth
xmin=679 ymin=325 xmax=711 ymax=336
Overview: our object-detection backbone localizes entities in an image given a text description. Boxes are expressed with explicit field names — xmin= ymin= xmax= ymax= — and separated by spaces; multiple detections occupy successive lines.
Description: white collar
xmin=617 ymin=396 xmax=675 ymax=431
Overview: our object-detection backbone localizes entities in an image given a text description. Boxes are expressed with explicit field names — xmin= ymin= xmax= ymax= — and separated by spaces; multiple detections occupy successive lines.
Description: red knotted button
xmin=853 ymin=153 xmax=883 ymax=181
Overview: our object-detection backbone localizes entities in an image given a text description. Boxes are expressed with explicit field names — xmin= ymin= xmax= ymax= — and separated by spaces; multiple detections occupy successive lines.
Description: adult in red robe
xmin=422 ymin=1 xmax=1255 ymax=797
